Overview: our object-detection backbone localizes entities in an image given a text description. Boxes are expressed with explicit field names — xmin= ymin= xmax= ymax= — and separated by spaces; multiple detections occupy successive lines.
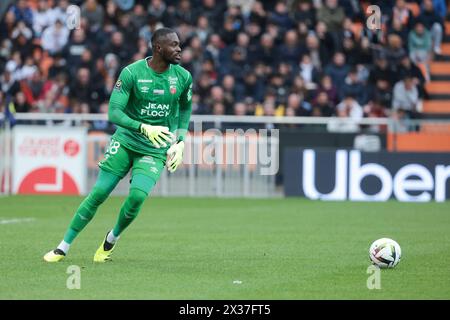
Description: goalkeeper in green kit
xmin=44 ymin=28 xmax=192 ymax=262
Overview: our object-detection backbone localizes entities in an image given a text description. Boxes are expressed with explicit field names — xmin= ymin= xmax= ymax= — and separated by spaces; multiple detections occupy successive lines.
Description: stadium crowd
xmin=0 ymin=0 xmax=448 ymax=132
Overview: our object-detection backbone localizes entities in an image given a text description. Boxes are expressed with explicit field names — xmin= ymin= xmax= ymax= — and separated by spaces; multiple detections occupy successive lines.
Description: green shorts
xmin=98 ymin=137 xmax=166 ymax=188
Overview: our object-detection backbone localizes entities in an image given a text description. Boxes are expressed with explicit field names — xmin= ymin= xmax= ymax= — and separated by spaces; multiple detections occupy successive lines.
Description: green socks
xmin=112 ymin=188 xmax=148 ymax=237
xmin=63 ymin=170 xmax=120 ymax=244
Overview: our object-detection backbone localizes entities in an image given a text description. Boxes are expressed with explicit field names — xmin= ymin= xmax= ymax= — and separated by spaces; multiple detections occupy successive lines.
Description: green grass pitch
xmin=0 ymin=195 xmax=449 ymax=299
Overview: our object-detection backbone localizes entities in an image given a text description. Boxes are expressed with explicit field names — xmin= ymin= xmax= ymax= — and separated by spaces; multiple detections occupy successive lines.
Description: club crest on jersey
xmin=170 ymin=86 xmax=177 ymax=94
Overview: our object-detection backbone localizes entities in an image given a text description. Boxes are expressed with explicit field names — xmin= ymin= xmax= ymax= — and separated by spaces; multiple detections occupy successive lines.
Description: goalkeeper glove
xmin=139 ymin=124 xmax=175 ymax=148
xmin=166 ymin=140 xmax=185 ymax=173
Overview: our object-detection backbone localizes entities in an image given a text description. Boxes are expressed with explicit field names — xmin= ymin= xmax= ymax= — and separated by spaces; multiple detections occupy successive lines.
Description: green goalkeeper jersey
xmin=108 ymin=57 xmax=193 ymax=159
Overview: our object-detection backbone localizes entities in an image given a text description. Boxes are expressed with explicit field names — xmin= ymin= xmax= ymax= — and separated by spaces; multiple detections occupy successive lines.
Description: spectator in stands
xmin=419 ymin=0 xmax=444 ymax=55
xmin=258 ymin=98 xmax=277 ymax=117
xmin=11 ymin=21 xmax=33 ymax=59
xmin=390 ymin=0 xmax=414 ymax=30
xmin=130 ymin=4 xmax=148 ymax=30
xmin=383 ymin=33 xmax=407 ymax=67
xmin=285 ymin=92 xmax=312 ymax=117
xmin=387 ymin=15 xmax=410 ymax=46
xmin=292 ymin=0 xmax=316 ymax=30
xmin=312 ymin=91 xmax=335 ymax=117
xmin=212 ymin=102 xmax=226 ymax=115
xmin=252 ymin=33 xmax=276 ymax=67
xmin=363 ymin=99 xmax=388 ymax=133
xmin=0 ymin=70 xmax=20 ymax=97
xmin=194 ymin=15 xmax=212 ymax=44
xmin=327 ymin=94 xmax=363 ymax=133
xmin=9 ymin=0 xmax=33 ymax=27
xmin=51 ymin=0 xmax=70 ymax=25
xmin=204 ymin=86 xmax=225 ymax=114
xmin=63 ymin=28 xmax=89 ymax=76
xmin=69 ymin=67 xmax=96 ymax=111
xmin=269 ymin=1 xmax=294 ymax=31
xmin=221 ymin=74 xmax=237 ymax=114
xmin=370 ymin=79 xmax=394 ymax=112
xmin=431 ymin=0 xmax=447 ymax=20
xmin=225 ymin=5 xmax=245 ymax=32
xmin=341 ymin=67 xmax=368 ymax=105
xmin=13 ymin=91 xmax=32 ymax=113
xmin=304 ymin=33 xmax=325 ymax=70
xmin=102 ymin=31 xmax=132 ymax=66
xmin=81 ymin=0 xmax=104 ymax=32
xmin=0 ymin=0 xmax=442 ymax=125
xmin=41 ymin=19 xmax=70 ymax=55
xmin=408 ymin=21 xmax=432 ymax=74
xmin=20 ymin=69 xmax=52 ymax=112
xmin=199 ymin=0 xmax=226 ymax=32
xmin=48 ymin=54 xmax=67 ymax=79
xmin=398 ymin=54 xmax=427 ymax=98
xmin=316 ymin=74 xmax=338 ymax=105
xmin=117 ymin=14 xmax=139 ymax=52
xmin=233 ymin=101 xmax=247 ymax=116
xmin=289 ymin=75 xmax=308 ymax=99
xmin=317 ymin=0 xmax=346 ymax=33
xmin=236 ymin=72 xmax=265 ymax=103
xmin=314 ymin=21 xmax=335 ymax=64
xmin=173 ymin=0 xmax=195 ymax=25
xmin=369 ymin=56 xmax=397 ymax=87
xmin=392 ymin=75 xmax=420 ymax=115
xmin=324 ymin=52 xmax=350 ymax=92
xmin=298 ymin=53 xmax=320 ymax=88
xmin=32 ymin=0 xmax=53 ymax=38
xmin=16 ymin=56 xmax=38 ymax=82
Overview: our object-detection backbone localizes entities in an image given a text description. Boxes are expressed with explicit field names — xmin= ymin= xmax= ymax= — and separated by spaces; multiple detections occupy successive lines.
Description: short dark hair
xmin=151 ymin=27 xmax=177 ymax=47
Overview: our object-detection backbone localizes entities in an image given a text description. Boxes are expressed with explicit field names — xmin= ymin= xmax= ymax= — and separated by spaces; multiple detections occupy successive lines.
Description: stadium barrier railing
xmin=1 ymin=113 xmax=449 ymax=197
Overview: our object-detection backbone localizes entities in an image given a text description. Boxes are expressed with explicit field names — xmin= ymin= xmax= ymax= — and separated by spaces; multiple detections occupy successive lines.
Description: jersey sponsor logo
xmin=153 ymin=89 xmax=165 ymax=95
xmin=141 ymin=103 xmax=170 ymax=117
xmin=138 ymin=79 xmax=153 ymax=83
xmin=168 ymin=76 xmax=178 ymax=86
xmin=114 ymin=79 xmax=122 ymax=91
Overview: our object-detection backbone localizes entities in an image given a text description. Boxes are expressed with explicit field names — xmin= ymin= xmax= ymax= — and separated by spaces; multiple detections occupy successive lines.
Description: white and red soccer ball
xmin=369 ymin=238 xmax=402 ymax=269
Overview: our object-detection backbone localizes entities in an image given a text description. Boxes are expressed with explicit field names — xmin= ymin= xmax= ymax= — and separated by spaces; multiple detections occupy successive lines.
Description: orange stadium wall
xmin=388 ymin=131 xmax=450 ymax=152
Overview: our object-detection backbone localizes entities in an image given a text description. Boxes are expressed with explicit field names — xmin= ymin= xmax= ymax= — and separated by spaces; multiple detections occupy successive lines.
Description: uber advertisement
xmin=284 ymin=149 xmax=450 ymax=202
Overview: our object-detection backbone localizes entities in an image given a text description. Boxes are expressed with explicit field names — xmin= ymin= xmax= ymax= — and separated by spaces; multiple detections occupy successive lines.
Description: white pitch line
xmin=0 ymin=218 xmax=36 ymax=225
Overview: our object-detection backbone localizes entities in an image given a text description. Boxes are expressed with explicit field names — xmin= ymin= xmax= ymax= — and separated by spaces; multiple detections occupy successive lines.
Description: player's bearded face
xmin=159 ymin=34 xmax=182 ymax=65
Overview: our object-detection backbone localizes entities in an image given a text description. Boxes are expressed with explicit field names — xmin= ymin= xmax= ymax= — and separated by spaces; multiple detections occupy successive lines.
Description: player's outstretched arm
xmin=176 ymin=73 xmax=193 ymax=142
xmin=166 ymin=73 xmax=193 ymax=172
xmin=108 ymin=67 xmax=141 ymax=132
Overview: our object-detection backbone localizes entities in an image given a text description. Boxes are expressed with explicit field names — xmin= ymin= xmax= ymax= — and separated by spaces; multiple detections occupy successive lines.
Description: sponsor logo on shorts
xmin=139 ymin=156 xmax=156 ymax=165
